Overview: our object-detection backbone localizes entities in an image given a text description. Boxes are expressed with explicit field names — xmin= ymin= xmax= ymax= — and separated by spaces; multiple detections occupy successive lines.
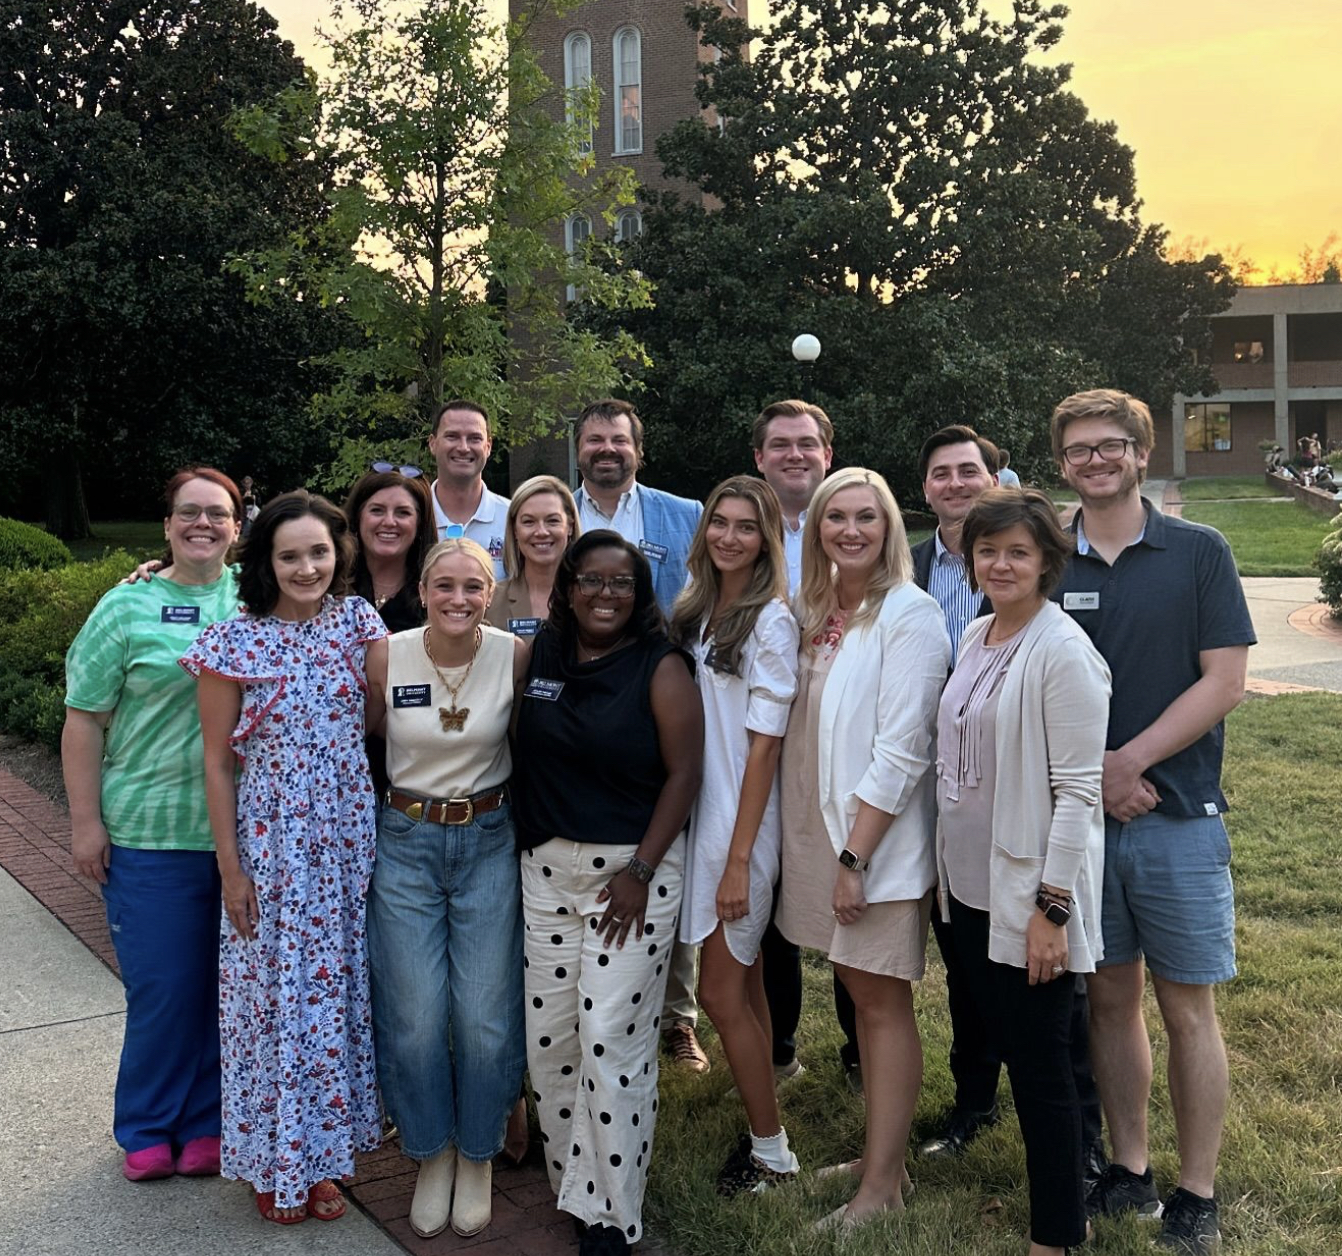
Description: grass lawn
xmin=646 ymin=693 xmax=1342 ymax=1256
xmin=1178 ymin=476 xmax=1283 ymax=502
xmin=47 ymin=520 xmax=165 ymax=563
xmin=1181 ymin=499 xmax=1335 ymax=577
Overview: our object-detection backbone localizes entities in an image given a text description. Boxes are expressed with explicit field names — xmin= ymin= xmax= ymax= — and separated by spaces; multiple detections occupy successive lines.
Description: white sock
xmin=750 ymin=1126 xmax=800 ymax=1174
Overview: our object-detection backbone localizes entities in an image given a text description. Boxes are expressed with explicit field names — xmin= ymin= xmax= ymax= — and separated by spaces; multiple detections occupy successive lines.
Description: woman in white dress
xmin=670 ymin=476 xmax=802 ymax=1195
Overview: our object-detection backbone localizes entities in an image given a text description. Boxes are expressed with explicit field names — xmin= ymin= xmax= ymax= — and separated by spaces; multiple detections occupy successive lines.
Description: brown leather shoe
xmin=662 ymin=1022 xmax=710 ymax=1073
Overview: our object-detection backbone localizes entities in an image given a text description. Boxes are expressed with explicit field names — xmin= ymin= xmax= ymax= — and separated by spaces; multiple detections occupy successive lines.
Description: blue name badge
xmin=638 ymin=539 xmax=669 ymax=563
xmin=508 ymin=617 xmax=542 ymax=637
xmin=161 ymin=606 xmax=201 ymax=625
xmin=392 ymin=684 xmax=433 ymax=708
xmin=524 ymin=678 xmax=565 ymax=701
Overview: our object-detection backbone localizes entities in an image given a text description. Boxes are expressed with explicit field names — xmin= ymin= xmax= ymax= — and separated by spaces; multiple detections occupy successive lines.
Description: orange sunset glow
xmin=261 ymin=0 xmax=1339 ymax=280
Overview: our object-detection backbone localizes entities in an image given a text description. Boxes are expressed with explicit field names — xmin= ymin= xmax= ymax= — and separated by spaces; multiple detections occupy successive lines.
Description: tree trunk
xmin=46 ymin=453 xmax=92 ymax=540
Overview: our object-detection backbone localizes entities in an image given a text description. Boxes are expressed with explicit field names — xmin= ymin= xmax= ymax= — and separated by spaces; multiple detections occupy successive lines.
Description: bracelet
xmin=626 ymin=856 xmax=655 ymax=884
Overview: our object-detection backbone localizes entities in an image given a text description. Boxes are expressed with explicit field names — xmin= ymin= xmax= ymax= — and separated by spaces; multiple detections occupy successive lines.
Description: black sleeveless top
xmin=512 ymin=624 xmax=692 ymax=851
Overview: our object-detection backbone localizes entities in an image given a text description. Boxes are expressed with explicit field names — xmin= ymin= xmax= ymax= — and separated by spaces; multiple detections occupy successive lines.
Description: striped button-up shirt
xmin=926 ymin=530 xmax=981 ymax=664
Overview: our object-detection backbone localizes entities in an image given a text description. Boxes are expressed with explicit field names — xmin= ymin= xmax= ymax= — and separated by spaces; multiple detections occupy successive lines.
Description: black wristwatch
xmin=1035 ymin=889 xmax=1072 ymax=927
xmin=838 ymin=848 xmax=869 ymax=873
xmin=625 ymin=856 xmax=655 ymax=884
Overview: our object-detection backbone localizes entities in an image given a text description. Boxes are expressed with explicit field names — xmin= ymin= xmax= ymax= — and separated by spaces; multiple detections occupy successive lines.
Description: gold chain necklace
xmin=423 ymin=626 xmax=481 ymax=732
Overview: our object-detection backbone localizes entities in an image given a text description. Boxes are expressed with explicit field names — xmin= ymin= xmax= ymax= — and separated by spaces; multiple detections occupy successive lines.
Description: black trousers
xmin=947 ymin=896 xmax=1086 ymax=1248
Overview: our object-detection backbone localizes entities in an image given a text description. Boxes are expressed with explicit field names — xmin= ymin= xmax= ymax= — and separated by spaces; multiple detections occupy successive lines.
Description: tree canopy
xmin=589 ymin=0 xmax=1234 ymax=502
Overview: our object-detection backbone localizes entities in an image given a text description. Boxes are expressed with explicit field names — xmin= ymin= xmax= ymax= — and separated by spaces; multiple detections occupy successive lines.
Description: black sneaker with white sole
xmin=1157 ymin=1187 xmax=1221 ymax=1253
xmin=1084 ymin=1161 xmax=1162 ymax=1219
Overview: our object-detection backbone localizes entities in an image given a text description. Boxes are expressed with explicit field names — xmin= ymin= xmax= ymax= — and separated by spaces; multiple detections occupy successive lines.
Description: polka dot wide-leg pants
xmin=521 ymin=836 xmax=685 ymax=1244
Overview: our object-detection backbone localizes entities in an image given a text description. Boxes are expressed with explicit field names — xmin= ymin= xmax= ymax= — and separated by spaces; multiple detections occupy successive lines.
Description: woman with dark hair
xmin=345 ymin=467 xmax=437 ymax=632
xmin=936 ymin=487 xmax=1109 ymax=1256
xmin=667 ymin=477 xmax=802 ymax=1193
xmin=63 ymin=468 xmax=241 ymax=1182
xmin=181 ymin=489 xmax=387 ymax=1225
xmin=512 ymin=530 xmax=704 ymax=1256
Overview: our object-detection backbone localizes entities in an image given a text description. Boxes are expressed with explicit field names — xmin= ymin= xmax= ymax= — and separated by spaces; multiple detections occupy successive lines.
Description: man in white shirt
xmin=751 ymin=399 xmax=833 ymax=595
xmin=427 ymin=399 xmax=510 ymax=577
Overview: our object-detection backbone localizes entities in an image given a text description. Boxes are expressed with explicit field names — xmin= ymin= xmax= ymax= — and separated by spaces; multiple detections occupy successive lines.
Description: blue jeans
xmin=367 ymin=799 xmax=525 ymax=1161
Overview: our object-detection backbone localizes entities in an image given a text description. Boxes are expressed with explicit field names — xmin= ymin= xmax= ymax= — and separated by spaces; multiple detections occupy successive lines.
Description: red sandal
xmin=306 ymin=1178 xmax=347 ymax=1222
xmin=255 ymin=1190 xmax=307 ymax=1225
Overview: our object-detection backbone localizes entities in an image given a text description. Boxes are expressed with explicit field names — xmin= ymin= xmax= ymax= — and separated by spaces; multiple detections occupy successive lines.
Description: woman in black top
xmin=512 ymin=531 xmax=703 ymax=1256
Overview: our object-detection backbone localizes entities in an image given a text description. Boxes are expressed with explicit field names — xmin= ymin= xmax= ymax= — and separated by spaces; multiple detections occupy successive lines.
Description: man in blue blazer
xmin=570 ymin=399 xmax=709 ymax=1072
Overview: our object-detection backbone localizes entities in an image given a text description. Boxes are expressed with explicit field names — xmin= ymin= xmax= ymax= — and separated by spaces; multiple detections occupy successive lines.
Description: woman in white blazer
xmin=777 ymin=468 xmax=950 ymax=1231
xmin=935 ymin=487 xmax=1110 ymax=1256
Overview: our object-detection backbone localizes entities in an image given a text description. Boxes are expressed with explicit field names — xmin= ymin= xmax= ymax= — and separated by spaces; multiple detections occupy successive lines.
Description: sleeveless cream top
xmin=384 ymin=624 xmax=513 ymax=797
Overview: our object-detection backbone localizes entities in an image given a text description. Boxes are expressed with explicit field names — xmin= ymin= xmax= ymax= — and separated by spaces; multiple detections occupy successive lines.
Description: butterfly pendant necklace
xmin=423 ymin=625 xmax=481 ymax=732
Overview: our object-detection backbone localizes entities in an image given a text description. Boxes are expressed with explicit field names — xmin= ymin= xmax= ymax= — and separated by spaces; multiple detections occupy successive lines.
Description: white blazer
xmin=817 ymin=582 xmax=951 ymax=903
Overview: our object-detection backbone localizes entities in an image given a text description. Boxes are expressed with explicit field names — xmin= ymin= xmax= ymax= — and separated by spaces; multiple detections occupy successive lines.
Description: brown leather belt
xmin=386 ymin=786 xmax=507 ymax=826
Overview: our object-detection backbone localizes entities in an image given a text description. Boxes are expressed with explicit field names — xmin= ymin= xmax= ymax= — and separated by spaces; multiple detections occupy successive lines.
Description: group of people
xmin=61 ymin=387 xmax=1253 ymax=1256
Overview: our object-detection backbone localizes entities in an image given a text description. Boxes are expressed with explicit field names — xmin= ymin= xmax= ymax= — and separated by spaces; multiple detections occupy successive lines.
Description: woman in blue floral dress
xmin=182 ymin=490 xmax=386 ymax=1225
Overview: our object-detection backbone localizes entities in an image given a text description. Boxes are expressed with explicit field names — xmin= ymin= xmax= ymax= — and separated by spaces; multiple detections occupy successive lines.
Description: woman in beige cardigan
xmin=934 ymin=487 xmax=1110 ymax=1256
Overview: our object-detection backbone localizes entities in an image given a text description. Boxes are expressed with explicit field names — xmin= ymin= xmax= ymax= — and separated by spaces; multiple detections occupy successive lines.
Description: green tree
xmin=229 ymin=0 xmax=651 ymax=488
xmin=0 ymin=1 xmax=346 ymax=536
xmin=592 ymin=0 xmax=1232 ymax=501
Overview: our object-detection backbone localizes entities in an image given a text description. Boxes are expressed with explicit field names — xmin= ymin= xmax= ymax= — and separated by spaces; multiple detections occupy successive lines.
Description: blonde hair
xmin=419 ymin=537 xmax=496 ymax=588
xmin=669 ymin=476 xmax=788 ymax=675
xmin=797 ymin=468 xmax=910 ymax=652
xmin=502 ymin=475 xmax=580 ymax=578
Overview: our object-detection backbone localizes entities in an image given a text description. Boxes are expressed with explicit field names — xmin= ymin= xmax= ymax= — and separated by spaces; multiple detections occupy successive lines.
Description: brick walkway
xmin=0 ymin=767 xmax=578 ymax=1256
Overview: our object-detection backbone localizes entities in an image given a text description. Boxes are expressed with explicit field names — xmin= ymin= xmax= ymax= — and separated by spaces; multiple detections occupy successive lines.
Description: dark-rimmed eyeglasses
xmin=576 ymin=574 xmax=637 ymax=598
xmin=1061 ymin=438 xmax=1137 ymax=467
xmin=371 ymin=461 xmax=424 ymax=478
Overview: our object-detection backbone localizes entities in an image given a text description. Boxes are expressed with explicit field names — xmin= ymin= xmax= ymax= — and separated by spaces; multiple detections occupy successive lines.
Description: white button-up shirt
xmin=578 ymin=481 xmax=644 ymax=545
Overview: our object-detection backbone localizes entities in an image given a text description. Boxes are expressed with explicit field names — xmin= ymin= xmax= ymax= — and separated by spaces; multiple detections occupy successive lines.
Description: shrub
xmin=1317 ymin=514 xmax=1342 ymax=620
xmin=0 ymin=517 xmax=73 ymax=571
xmin=0 ymin=552 xmax=137 ymax=749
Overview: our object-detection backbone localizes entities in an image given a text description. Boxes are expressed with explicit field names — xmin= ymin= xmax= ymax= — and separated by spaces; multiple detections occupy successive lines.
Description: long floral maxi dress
xmin=181 ymin=595 xmax=387 ymax=1208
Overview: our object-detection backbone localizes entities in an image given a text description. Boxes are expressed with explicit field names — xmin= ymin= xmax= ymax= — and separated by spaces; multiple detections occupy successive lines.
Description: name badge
xmin=638 ymin=539 xmax=668 ymax=563
xmin=1204 ymin=802 xmax=1221 ymax=816
xmin=1063 ymin=591 xmax=1100 ymax=611
xmin=392 ymin=684 xmax=433 ymax=708
xmin=525 ymin=678 xmax=565 ymax=701
xmin=508 ymin=617 xmax=542 ymax=637
xmin=161 ymin=606 xmax=200 ymax=625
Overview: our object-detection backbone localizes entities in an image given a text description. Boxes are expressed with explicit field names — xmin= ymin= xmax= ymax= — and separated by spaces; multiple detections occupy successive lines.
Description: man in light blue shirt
xmin=427 ymin=399 xmax=510 ymax=577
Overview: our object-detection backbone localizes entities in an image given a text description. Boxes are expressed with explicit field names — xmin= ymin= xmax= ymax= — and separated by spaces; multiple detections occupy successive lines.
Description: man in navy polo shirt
xmin=1052 ymin=389 xmax=1255 ymax=1254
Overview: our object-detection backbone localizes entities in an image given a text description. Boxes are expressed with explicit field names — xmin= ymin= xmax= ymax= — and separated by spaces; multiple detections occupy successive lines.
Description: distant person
xmin=427 ymin=400 xmax=509 ymax=576
xmin=1051 ymin=389 xmax=1255 ymax=1254
xmin=571 ymin=399 xmax=708 ymax=1071
xmin=63 ymin=468 xmax=242 ymax=1184
xmin=751 ymin=399 xmax=834 ymax=594
xmin=996 ymin=449 xmax=1022 ymax=488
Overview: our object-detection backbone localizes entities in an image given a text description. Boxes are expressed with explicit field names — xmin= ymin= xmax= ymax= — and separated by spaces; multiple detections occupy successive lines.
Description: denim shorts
xmin=1098 ymin=812 xmax=1236 ymax=984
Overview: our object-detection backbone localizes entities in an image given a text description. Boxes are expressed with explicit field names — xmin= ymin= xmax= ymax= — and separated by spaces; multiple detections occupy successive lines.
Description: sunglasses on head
xmin=371 ymin=461 xmax=424 ymax=478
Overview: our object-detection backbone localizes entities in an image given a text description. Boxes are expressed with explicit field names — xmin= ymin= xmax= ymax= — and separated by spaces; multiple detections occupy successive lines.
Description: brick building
xmin=508 ymin=0 xmax=747 ymax=484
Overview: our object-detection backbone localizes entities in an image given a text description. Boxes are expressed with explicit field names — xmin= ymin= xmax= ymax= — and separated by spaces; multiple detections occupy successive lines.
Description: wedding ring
xmin=1052 ymin=965 xmax=1065 ymax=975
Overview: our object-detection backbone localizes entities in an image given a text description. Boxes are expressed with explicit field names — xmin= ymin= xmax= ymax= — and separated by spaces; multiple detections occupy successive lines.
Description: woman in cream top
xmin=366 ymin=538 xmax=529 ymax=1243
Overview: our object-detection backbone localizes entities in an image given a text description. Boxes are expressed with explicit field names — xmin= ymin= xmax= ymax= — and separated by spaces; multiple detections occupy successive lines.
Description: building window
xmin=616 ymin=209 xmax=642 ymax=243
xmin=565 ymin=213 xmax=592 ymax=302
xmin=1233 ymin=340 xmax=1265 ymax=363
xmin=1185 ymin=402 xmax=1232 ymax=453
xmin=564 ymin=32 xmax=593 ymax=154
xmin=613 ymin=27 xmax=642 ymax=154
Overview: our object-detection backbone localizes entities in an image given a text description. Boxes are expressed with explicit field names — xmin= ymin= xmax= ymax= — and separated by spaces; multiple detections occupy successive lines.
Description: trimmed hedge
xmin=1318 ymin=515 xmax=1342 ymax=620
xmin=0 ymin=552 xmax=136 ymax=751
xmin=0 ymin=517 xmax=73 ymax=571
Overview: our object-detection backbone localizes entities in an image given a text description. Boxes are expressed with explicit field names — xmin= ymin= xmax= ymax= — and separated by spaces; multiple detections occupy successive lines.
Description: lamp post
xmin=791 ymin=333 xmax=820 ymax=399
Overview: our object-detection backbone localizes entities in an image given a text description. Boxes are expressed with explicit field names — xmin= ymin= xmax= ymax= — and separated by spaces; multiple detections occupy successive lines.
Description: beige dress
xmin=777 ymin=616 xmax=932 ymax=980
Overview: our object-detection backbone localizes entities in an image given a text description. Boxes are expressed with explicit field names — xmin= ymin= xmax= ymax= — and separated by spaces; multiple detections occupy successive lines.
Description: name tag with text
xmin=638 ymin=539 xmax=668 ymax=563
xmin=508 ymin=617 xmax=542 ymax=637
xmin=161 ymin=606 xmax=201 ymax=625
xmin=392 ymin=684 xmax=433 ymax=708
xmin=1063 ymin=591 xmax=1100 ymax=611
xmin=525 ymin=678 xmax=565 ymax=701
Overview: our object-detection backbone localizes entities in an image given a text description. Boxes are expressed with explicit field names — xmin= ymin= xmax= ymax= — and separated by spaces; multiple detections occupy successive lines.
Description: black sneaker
xmin=1085 ymin=1161 xmax=1162 ymax=1219
xmin=916 ymin=1104 xmax=1000 ymax=1159
xmin=715 ymin=1134 xmax=799 ymax=1197
xmin=1157 ymin=1187 xmax=1220 ymax=1253
xmin=578 ymin=1223 xmax=630 ymax=1256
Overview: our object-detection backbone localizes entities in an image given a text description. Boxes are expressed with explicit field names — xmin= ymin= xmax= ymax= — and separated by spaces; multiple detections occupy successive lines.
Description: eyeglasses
xmin=173 ymin=505 xmax=235 ymax=524
xmin=371 ymin=461 xmax=424 ymax=478
xmin=575 ymin=574 xmax=637 ymax=598
xmin=1061 ymin=438 xmax=1137 ymax=467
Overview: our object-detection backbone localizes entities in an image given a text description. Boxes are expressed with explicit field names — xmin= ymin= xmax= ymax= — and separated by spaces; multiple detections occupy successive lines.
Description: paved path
xmin=0 ymin=771 xmax=579 ymax=1256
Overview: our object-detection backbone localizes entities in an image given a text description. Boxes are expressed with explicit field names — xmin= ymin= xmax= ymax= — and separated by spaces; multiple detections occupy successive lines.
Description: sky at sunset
xmin=261 ymin=0 xmax=1340 ymax=279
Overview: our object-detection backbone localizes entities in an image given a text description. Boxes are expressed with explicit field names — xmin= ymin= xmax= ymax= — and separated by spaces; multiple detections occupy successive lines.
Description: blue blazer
xmin=574 ymin=483 xmax=702 ymax=613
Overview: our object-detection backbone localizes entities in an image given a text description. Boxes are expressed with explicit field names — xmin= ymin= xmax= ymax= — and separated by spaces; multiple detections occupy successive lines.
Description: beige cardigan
xmin=936 ymin=601 xmax=1111 ymax=971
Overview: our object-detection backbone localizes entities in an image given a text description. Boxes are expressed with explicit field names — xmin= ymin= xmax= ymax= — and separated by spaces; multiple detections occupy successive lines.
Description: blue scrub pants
xmin=102 ymin=845 xmax=222 ymax=1152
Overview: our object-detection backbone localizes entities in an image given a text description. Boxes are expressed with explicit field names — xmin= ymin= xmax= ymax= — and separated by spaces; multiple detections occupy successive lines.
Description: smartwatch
xmin=1035 ymin=889 xmax=1072 ymax=927
xmin=838 ymin=848 xmax=869 ymax=873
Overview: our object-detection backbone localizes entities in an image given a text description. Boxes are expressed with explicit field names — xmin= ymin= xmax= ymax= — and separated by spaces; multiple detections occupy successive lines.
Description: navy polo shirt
xmin=1052 ymin=501 xmax=1255 ymax=817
